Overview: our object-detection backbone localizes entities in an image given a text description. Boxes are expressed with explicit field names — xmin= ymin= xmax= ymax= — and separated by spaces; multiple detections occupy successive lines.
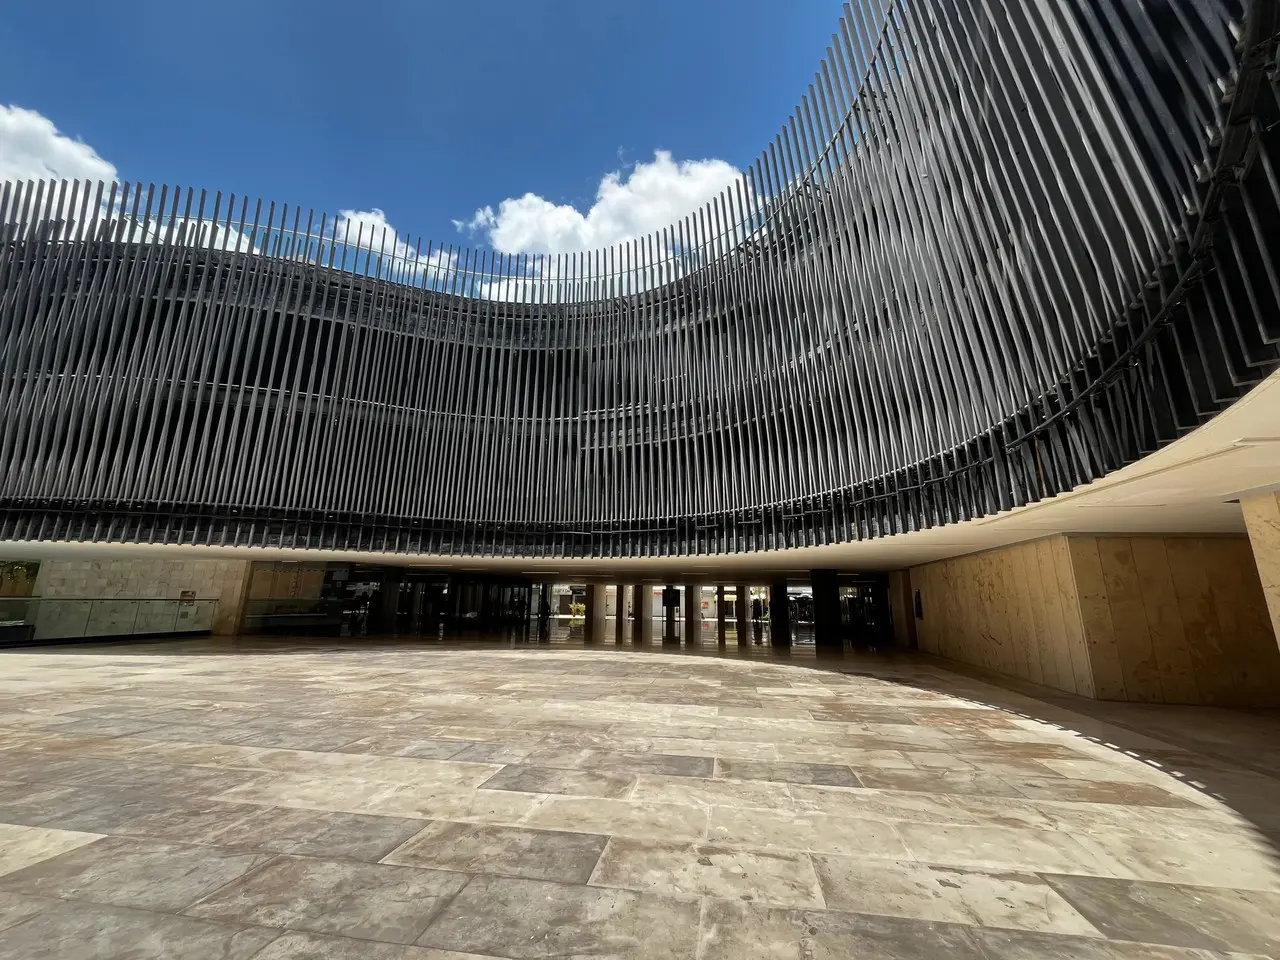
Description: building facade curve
xmin=3 ymin=0 xmax=1280 ymax=559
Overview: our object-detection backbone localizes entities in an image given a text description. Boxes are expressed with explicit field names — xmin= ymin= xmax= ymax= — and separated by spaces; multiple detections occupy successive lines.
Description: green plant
xmin=0 ymin=561 xmax=39 ymax=599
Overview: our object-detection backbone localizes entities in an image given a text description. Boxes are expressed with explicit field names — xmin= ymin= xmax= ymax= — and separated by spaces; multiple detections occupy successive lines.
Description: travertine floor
xmin=0 ymin=637 xmax=1278 ymax=959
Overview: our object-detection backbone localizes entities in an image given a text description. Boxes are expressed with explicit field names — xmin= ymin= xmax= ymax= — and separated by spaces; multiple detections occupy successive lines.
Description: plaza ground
xmin=0 ymin=635 xmax=1277 ymax=958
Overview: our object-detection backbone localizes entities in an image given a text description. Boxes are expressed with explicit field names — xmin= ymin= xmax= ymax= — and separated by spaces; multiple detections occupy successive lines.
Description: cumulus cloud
xmin=451 ymin=150 xmax=767 ymax=301
xmin=0 ymin=106 xmax=760 ymax=302
xmin=122 ymin=213 xmax=259 ymax=254
xmin=456 ymin=150 xmax=743 ymax=255
xmin=1 ymin=104 xmax=119 ymax=232
xmin=333 ymin=207 xmax=457 ymax=283
xmin=0 ymin=104 xmax=117 ymax=184
xmin=336 ymin=207 xmax=411 ymax=255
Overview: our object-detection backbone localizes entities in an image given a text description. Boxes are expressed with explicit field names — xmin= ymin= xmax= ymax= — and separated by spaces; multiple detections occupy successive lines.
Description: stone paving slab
xmin=0 ymin=639 xmax=1276 ymax=958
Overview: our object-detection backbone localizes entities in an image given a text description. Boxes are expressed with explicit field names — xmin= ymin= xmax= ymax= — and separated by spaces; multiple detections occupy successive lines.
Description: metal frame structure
xmin=3 ymin=0 xmax=1280 ymax=559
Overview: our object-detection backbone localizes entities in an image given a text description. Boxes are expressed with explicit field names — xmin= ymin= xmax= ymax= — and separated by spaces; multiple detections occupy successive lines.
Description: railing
xmin=241 ymin=597 xmax=343 ymax=634
xmin=0 ymin=597 xmax=219 ymax=646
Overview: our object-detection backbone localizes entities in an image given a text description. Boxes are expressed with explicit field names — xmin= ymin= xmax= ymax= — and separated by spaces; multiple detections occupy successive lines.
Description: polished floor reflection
xmin=0 ymin=634 xmax=1277 ymax=958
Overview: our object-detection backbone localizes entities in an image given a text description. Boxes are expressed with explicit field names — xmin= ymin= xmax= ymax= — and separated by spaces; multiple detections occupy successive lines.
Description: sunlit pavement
xmin=0 ymin=632 xmax=1277 ymax=958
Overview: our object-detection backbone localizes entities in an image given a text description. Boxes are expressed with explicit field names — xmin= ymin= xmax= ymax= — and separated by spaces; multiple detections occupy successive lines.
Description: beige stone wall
xmin=887 ymin=570 xmax=916 ymax=649
xmin=911 ymin=536 xmax=1094 ymax=697
xmin=246 ymin=561 xmax=327 ymax=601
xmin=33 ymin=557 xmax=252 ymax=635
xmin=1070 ymin=536 xmax=1280 ymax=705
xmin=909 ymin=534 xmax=1280 ymax=706
xmin=1242 ymin=491 xmax=1280 ymax=650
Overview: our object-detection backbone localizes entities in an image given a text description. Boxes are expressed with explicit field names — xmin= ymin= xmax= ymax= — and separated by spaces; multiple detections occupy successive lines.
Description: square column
xmin=683 ymin=584 xmax=701 ymax=644
xmin=811 ymin=569 xmax=843 ymax=650
xmin=585 ymin=584 xmax=607 ymax=643
xmin=736 ymin=583 xmax=751 ymax=645
xmin=716 ymin=585 xmax=727 ymax=644
xmin=1243 ymin=492 xmax=1280 ymax=648
xmin=769 ymin=581 xmax=791 ymax=647
xmin=633 ymin=583 xmax=654 ymax=643
xmin=663 ymin=586 xmax=679 ymax=644
xmin=614 ymin=584 xmax=628 ymax=643
xmin=537 ymin=583 xmax=552 ymax=624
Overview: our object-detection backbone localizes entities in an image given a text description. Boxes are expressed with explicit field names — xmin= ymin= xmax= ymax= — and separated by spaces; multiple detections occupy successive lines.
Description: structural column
xmin=663 ymin=585 xmax=678 ymax=644
xmin=376 ymin=572 xmax=400 ymax=635
xmin=769 ymin=581 xmax=790 ymax=647
xmin=629 ymin=582 xmax=643 ymax=638
xmin=1243 ymin=492 xmax=1280 ymax=647
xmin=888 ymin=571 xmax=917 ymax=649
xmin=614 ymin=584 xmax=628 ymax=642
xmin=683 ymin=583 xmax=701 ymax=644
xmin=736 ymin=583 xmax=750 ymax=645
xmin=585 ymin=584 xmax=607 ymax=643
xmin=212 ymin=560 xmax=254 ymax=636
xmin=811 ymin=569 xmax=843 ymax=650
xmin=535 ymin=582 xmax=552 ymax=642
xmin=633 ymin=583 xmax=654 ymax=642
xmin=716 ymin=585 xmax=727 ymax=644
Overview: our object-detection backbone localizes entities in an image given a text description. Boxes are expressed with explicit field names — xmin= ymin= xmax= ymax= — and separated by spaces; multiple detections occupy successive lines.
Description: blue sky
xmin=0 ymin=0 xmax=844 ymax=253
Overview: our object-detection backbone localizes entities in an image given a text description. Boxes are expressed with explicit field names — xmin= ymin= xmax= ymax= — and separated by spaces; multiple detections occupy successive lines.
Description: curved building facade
xmin=3 ymin=0 xmax=1280 ymax=559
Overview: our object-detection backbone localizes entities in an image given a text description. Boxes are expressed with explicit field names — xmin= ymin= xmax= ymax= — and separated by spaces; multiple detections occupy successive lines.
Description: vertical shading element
xmin=1 ymin=1 xmax=1279 ymax=558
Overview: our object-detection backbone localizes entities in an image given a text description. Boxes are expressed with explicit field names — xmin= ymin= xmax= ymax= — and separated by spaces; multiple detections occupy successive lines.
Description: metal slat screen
xmin=2 ymin=0 xmax=1279 ymax=558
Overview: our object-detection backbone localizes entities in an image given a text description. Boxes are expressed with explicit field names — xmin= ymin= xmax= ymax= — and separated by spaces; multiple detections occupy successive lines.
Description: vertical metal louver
xmin=2 ymin=0 xmax=1279 ymax=558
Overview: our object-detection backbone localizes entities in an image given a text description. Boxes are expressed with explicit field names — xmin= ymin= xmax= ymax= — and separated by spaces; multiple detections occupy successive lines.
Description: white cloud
xmin=121 ymin=214 xmax=259 ymax=254
xmin=0 ymin=108 xmax=760 ymax=302
xmin=451 ymin=150 xmax=766 ymax=301
xmin=456 ymin=150 xmax=743 ymax=255
xmin=336 ymin=207 xmax=406 ymax=254
xmin=0 ymin=104 xmax=116 ymax=184
xmin=334 ymin=207 xmax=457 ymax=283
